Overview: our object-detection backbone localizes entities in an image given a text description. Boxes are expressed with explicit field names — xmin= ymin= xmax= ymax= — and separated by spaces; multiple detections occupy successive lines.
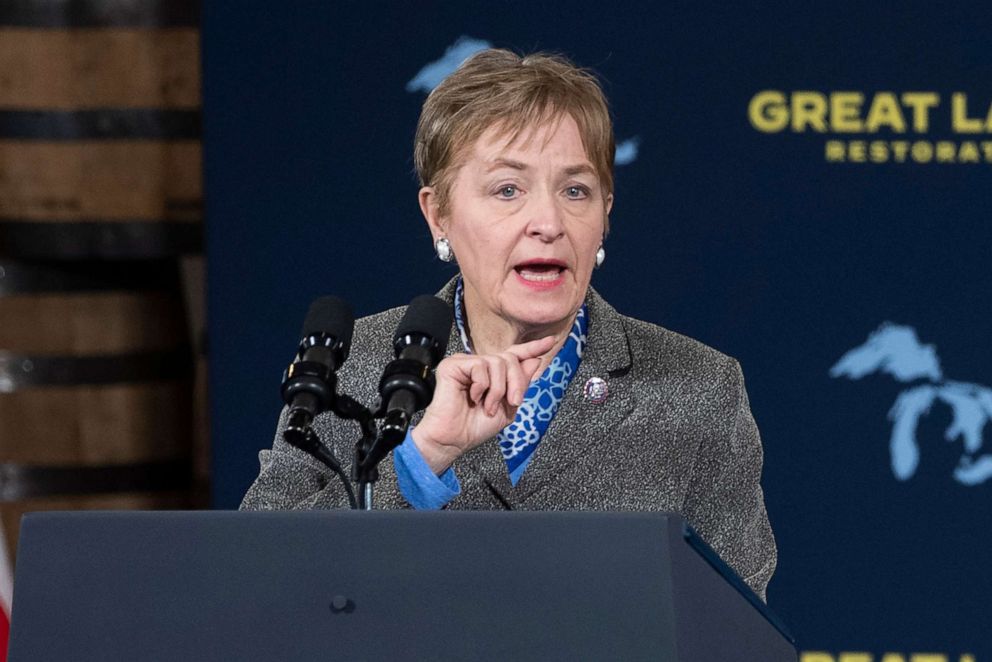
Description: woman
xmin=241 ymin=49 xmax=776 ymax=600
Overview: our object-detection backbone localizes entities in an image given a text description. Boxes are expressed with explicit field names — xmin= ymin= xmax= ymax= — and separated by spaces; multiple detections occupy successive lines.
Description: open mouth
xmin=514 ymin=260 xmax=566 ymax=283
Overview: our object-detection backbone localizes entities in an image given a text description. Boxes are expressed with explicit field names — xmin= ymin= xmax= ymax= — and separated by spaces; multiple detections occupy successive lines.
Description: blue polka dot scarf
xmin=453 ymin=277 xmax=588 ymax=486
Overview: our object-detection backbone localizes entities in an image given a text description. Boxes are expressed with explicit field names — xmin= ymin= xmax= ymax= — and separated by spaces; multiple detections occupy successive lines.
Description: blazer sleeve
xmin=239 ymin=407 xmax=352 ymax=510
xmin=680 ymin=360 xmax=777 ymax=601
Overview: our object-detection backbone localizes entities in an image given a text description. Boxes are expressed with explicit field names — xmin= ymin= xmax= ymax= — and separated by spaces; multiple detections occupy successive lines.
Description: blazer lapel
xmin=511 ymin=288 xmax=635 ymax=504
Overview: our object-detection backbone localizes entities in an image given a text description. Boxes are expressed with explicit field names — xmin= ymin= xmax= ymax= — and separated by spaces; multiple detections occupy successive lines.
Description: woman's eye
xmin=565 ymin=185 xmax=588 ymax=199
xmin=496 ymin=185 xmax=518 ymax=198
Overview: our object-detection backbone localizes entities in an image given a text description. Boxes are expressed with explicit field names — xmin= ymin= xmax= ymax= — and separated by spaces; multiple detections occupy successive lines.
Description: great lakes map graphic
xmin=831 ymin=323 xmax=992 ymax=485
xmin=407 ymin=36 xmax=640 ymax=165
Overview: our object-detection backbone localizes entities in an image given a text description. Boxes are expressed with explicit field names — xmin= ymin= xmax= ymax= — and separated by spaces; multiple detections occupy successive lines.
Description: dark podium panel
xmin=9 ymin=511 xmax=796 ymax=661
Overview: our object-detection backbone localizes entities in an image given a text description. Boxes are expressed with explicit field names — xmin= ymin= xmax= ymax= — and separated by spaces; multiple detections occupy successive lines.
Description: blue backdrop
xmin=203 ymin=3 xmax=992 ymax=658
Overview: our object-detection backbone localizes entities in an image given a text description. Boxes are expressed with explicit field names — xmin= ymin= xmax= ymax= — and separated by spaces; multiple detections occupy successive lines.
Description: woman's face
xmin=422 ymin=115 xmax=612 ymax=340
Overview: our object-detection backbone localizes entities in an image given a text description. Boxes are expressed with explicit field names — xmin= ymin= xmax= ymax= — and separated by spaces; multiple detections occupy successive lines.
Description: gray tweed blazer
xmin=241 ymin=279 xmax=777 ymax=600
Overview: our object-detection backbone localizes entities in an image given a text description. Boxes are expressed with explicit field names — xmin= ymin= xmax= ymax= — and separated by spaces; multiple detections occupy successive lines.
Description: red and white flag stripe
xmin=0 ymin=517 xmax=12 ymax=662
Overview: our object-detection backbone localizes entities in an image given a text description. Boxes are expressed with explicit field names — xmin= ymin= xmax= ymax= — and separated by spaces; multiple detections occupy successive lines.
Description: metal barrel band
xmin=0 ymin=0 xmax=200 ymax=28
xmin=0 ymin=109 xmax=201 ymax=141
xmin=0 ymin=459 xmax=193 ymax=502
xmin=0 ymin=220 xmax=203 ymax=259
xmin=0 ymin=258 xmax=181 ymax=296
xmin=0 ymin=347 xmax=193 ymax=392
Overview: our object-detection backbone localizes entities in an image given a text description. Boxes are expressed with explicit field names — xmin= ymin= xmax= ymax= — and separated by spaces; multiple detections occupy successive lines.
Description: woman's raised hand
xmin=410 ymin=335 xmax=557 ymax=475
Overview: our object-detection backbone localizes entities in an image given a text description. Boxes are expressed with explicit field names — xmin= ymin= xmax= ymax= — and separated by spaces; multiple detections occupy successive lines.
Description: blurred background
xmin=2 ymin=1 xmax=990 ymax=660
xmin=0 ymin=0 xmax=207 ymax=552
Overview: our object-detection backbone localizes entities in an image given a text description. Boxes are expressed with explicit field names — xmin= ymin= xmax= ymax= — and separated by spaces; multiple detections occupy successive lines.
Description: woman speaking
xmin=241 ymin=49 xmax=777 ymax=600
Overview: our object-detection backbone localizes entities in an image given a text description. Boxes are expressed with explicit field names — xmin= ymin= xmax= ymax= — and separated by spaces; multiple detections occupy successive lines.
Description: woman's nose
xmin=525 ymin=190 xmax=566 ymax=241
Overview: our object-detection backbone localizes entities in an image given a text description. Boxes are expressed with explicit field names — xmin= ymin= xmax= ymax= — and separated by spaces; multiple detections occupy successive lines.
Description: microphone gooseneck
xmin=279 ymin=295 xmax=358 ymax=508
xmin=280 ymin=296 xmax=354 ymax=446
xmin=361 ymin=295 xmax=453 ymax=473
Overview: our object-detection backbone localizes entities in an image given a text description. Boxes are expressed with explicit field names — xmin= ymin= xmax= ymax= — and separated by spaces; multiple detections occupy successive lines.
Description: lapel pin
xmin=583 ymin=376 xmax=609 ymax=404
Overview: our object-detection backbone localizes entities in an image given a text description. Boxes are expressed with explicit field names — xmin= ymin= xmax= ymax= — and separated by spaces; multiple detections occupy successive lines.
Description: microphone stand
xmin=329 ymin=394 xmax=377 ymax=510
xmin=281 ymin=392 xmax=375 ymax=511
xmin=353 ymin=445 xmax=377 ymax=510
xmin=283 ymin=387 xmax=405 ymax=511
xmin=354 ymin=409 xmax=409 ymax=510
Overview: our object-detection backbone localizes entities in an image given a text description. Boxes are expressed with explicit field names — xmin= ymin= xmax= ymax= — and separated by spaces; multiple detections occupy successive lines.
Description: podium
xmin=9 ymin=511 xmax=796 ymax=661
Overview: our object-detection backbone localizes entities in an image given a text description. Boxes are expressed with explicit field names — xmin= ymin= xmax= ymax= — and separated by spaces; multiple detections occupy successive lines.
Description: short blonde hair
xmin=414 ymin=49 xmax=615 ymax=224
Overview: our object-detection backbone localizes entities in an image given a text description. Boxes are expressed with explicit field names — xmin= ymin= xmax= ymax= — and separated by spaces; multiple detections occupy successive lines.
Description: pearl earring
xmin=595 ymin=246 xmax=606 ymax=268
xmin=435 ymin=237 xmax=454 ymax=263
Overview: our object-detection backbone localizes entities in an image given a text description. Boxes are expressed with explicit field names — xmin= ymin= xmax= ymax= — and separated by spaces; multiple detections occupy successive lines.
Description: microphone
xmin=281 ymin=296 xmax=354 ymax=449
xmin=363 ymin=295 xmax=452 ymax=469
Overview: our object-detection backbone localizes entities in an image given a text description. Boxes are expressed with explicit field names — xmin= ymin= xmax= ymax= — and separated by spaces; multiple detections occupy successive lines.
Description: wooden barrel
xmin=0 ymin=1 xmax=203 ymax=259
xmin=0 ymin=259 xmax=197 ymax=555
xmin=0 ymin=1 xmax=205 ymax=561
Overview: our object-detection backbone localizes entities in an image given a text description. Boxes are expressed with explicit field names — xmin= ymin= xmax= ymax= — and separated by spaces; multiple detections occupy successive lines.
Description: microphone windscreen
xmin=301 ymin=295 xmax=355 ymax=348
xmin=396 ymin=295 xmax=453 ymax=346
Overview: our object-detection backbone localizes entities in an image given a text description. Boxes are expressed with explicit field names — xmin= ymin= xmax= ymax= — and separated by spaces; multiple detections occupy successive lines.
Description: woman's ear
xmin=419 ymin=186 xmax=444 ymax=240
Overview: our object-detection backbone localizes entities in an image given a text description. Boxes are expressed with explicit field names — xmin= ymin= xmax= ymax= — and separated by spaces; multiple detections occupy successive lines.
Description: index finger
xmin=504 ymin=334 xmax=557 ymax=361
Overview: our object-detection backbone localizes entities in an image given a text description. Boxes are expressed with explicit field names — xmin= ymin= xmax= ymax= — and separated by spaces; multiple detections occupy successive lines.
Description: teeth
xmin=519 ymin=268 xmax=562 ymax=282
